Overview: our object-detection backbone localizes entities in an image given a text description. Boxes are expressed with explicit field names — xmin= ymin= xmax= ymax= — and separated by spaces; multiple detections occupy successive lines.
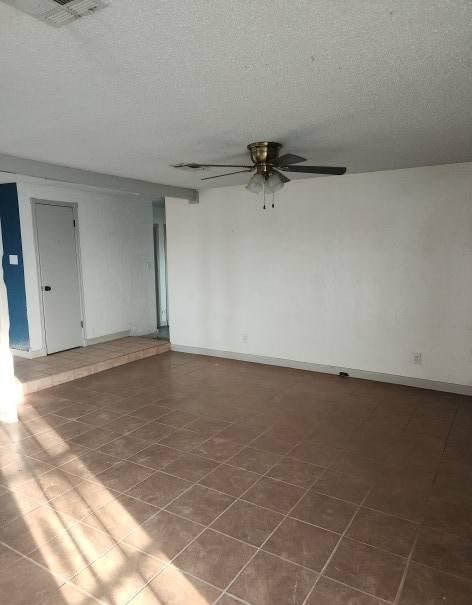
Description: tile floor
xmin=13 ymin=337 xmax=170 ymax=394
xmin=1 ymin=351 xmax=471 ymax=604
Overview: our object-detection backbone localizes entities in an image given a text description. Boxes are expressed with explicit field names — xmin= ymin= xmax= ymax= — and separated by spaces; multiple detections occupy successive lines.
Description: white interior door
xmin=35 ymin=203 xmax=83 ymax=354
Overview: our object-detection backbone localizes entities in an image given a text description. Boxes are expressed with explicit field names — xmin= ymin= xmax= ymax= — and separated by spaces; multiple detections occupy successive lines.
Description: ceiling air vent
xmin=1 ymin=0 xmax=107 ymax=26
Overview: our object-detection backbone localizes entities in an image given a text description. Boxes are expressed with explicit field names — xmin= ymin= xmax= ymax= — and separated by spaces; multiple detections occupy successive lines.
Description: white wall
xmin=166 ymin=162 xmax=472 ymax=387
xmin=16 ymin=179 xmax=156 ymax=353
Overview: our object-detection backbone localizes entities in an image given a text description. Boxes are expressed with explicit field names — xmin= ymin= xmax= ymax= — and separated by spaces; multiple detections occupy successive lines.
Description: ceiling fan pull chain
xmin=272 ymin=192 xmax=275 ymax=209
xmin=263 ymin=182 xmax=266 ymax=209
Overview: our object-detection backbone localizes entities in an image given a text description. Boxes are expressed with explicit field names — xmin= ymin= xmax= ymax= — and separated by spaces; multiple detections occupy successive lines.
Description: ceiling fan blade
xmin=201 ymin=169 xmax=253 ymax=181
xmin=174 ymin=163 xmax=253 ymax=169
xmin=273 ymin=153 xmax=306 ymax=166
xmin=279 ymin=165 xmax=346 ymax=175
xmin=271 ymin=168 xmax=290 ymax=183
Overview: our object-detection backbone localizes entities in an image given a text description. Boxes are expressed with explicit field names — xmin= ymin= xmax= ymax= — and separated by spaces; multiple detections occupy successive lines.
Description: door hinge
xmin=80 ymin=320 xmax=83 ymax=328
xmin=73 ymin=219 xmax=76 ymax=227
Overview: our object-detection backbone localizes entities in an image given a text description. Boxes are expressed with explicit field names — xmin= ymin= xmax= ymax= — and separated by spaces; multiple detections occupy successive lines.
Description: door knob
xmin=44 ymin=286 xmax=51 ymax=292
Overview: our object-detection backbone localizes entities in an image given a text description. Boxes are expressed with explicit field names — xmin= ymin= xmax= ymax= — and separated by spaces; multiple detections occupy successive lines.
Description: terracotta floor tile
xmin=413 ymin=526 xmax=472 ymax=579
xmin=187 ymin=418 xmax=230 ymax=437
xmin=212 ymin=499 xmax=283 ymax=546
xmin=399 ymin=561 xmax=472 ymax=605
xmin=313 ymin=470 xmax=371 ymax=504
xmin=95 ymin=459 xmax=155 ymax=493
xmin=200 ymin=464 xmax=260 ymax=497
xmin=268 ymin=457 xmax=324 ymax=488
xmin=174 ymin=529 xmax=256 ymax=589
xmin=167 ymin=484 xmax=234 ymax=525
xmin=250 ymin=431 xmax=297 ymax=455
xmin=57 ymin=450 xmax=118 ymax=480
xmin=365 ymin=480 xmax=431 ymax=524
xmin=11 ymin=351 xmax=472 ymax=605
xmin=129 ymin=565 xmax=221 ymax=604
xmin=158 ymin=411 xmax=199 ymax=428
xmin=347 ymin=508 xmax=418 ymax=557
xmin=160 ymin=429 xmax=208 ymax=452
xmin=71 ymin=542 xmax=165 ymax=604
xmin=76 ymin=409 xmax=126 ymax=428
xmin=48 ymin=478 xmax=116 ymax=520
xmin=227 ymin=446 xmax=281 ymax=474
xmin=45 ymin=582 xmax=103 ymax=605
xmin=243 ymin=476 xmax=305 ymax=514
xmin=164 ymin=453 xmax=219 ymax=482
xmin=132 ymin=404 xmax=171 ymax=420
xmin=29 ymin=520 xmax=118 ymax=578
xmin=0 ymin=455 xmax=53 ymax=485
xmin=0 ymin=554 xmax=64 ymax=605
xmin=97 ymin=435 xmax=150 ymax=459
xmin=423 ymin=495 xmax=472 ymax=538
xmin=128 ymin=443 xmax=182 ymax=470
xmin=291 ymin=490 xmax=357 ymax=532
xmin=105 ymin=414 xmax=148 ymax=436
xmin=9 ymin=468 xmax=82 ymax=503
xmin=128 ymin=471 xmax=191 ymax=508
xmin=128 ymin=421 xmax=176 ymax=443
xmin=216 ymin=425 xmax=267 ymax=444
xmin=307 ymin=577 xmax=384 ymax=605
xmin=290 ymin=441 xmax=340 ymax=467
xmin=264 ymin=517 xmax=339 ymax=571
xmin=69 ymin=427 xmax=118 ymax=450
xmin=192 ymin=436 xmax=245 ymax=462
xmin=82 ymin=492 xmax=160 ymax=539
xmin=0 ymin=504 xmax=78 ymax=555
xmin=325 ymin=538 xmax=406 ymax=601
xmin=22 ymin=441 xmax=89 ymax=466
xmin=229 ymin=550 xmax=317 ymax=605
xmin=124 ymin=510 xmax=203 ymax=560
xmin=214 ymin=596 xmax=242 ymax=605
xmin=53 ymin=402 xmax=97 ymax=420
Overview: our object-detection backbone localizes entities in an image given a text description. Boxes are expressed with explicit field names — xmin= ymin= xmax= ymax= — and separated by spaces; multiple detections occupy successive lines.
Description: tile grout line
xmin=118 ymin=430 xmax=315 ymax=605
xmin=318 ymin=576 xmax=393 ymax=604
xmin=91 ymin=423 xmax=284 ymax=604
xmin=299 ymin=488 xmax=372 ymax=605
xmin=392 ymin=530 xmax=420 ymax=605
xmin=0 ymin=541 xmax=111 ymax=605
xmin=16 ymin=370 xmax=467 ymax=604
xmin=390 ymin=401 xmax=462 ymax=605
xmin=218 ymin=466 xmax=331 ymax=603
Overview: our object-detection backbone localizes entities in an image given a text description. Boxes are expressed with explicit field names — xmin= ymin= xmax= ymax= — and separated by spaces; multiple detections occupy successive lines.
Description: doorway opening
xmin=153 ymin=200 xmax=169 ymax=341
xmin=33 ymin=200 xmax=85 ymax=355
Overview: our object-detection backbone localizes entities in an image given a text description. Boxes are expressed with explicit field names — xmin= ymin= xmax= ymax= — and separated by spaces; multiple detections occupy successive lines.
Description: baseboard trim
xmin=171 ymin=345 xmax=472 ymax=396
xmin=85 ymin=330 xmax=130 ymax=346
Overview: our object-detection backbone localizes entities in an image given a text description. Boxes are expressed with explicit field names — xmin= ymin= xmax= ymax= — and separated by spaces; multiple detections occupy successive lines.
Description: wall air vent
xmin=1 ymin=0 xmax=107 ymax=26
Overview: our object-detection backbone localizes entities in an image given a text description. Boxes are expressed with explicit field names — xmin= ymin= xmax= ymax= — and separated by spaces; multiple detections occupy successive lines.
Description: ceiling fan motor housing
xmin=247 ymin=142 xmax=282 ymax=165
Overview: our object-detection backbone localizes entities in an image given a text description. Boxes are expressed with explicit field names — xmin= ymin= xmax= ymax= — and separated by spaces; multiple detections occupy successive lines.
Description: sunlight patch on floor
xmin=4 ymin=418 xmax=211 ymax=605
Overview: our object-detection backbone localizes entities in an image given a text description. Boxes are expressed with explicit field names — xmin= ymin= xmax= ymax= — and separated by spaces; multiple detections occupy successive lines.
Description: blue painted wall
xmin=0 ymin=183 xmax=30 ymax=350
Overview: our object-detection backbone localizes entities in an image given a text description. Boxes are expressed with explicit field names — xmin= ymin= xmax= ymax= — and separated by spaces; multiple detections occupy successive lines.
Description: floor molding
xmin=171 ymin=345 xmax=472 ymax=396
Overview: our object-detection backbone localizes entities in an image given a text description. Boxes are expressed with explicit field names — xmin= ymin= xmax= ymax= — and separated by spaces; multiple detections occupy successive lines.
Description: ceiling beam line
xmin=0 ymin=153 xmax=198 ymax=202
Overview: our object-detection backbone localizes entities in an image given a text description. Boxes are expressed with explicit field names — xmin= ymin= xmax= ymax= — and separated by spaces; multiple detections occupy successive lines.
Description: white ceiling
xmin=0 ymin=0 xmax=471 ymax=189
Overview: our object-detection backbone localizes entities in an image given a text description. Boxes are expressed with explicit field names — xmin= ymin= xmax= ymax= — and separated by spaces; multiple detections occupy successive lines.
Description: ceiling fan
xmin=174 ymin=141 xmax=346 ymax=194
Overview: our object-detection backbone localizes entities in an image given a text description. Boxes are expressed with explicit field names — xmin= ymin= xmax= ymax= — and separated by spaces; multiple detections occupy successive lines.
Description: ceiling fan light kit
xmin=246 ymin=173 xmax=264 ymax=194
xmin=174 ymin=141 xmax=347 ymax=209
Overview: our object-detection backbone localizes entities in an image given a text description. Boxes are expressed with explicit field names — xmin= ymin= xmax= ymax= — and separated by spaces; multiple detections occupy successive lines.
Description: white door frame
xmin=31 ymin=199 xmax=86 ymax=355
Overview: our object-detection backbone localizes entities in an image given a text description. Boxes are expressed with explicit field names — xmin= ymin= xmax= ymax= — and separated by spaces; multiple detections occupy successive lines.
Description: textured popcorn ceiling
xmin=0 ymin=0 xmax=471 ymax=189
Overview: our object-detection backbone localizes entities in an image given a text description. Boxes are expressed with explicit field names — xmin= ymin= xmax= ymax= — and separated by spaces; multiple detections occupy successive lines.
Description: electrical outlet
xmin=413 ymin=352 xmax=422 ymax=365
